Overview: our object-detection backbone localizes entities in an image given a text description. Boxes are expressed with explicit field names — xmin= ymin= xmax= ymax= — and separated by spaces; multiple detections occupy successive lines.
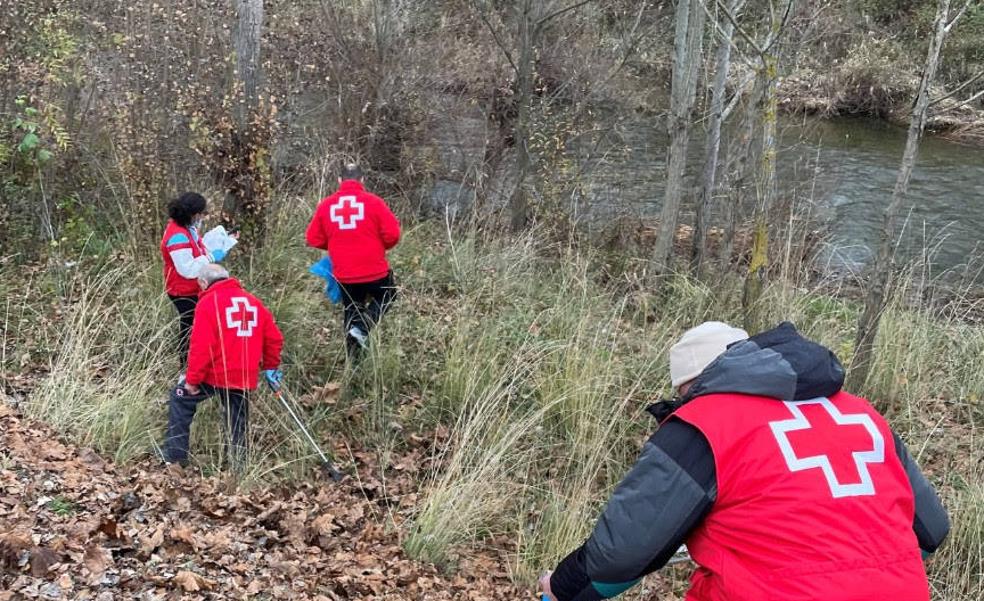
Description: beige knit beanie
xmin=670 ymin=322 xmax=749 ymax=388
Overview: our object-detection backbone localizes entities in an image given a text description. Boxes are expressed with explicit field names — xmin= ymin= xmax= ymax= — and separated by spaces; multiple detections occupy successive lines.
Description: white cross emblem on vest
xmin=769 ymin=397 xmax=885 ymax=498
xmin=330 ymin=195 xmax=365 ymax=230
xmin=225 ymin=297 xmax=258 ymax=337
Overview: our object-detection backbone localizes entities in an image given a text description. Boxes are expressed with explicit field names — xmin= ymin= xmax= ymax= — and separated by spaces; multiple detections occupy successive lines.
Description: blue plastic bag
xmin=309 ymin=256 xmax=342 ymax=304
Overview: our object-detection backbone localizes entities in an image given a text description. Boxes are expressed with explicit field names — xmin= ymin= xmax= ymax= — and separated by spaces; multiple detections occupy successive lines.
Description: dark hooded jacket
xmin=549 ymin=322 xmax=950 ymax=601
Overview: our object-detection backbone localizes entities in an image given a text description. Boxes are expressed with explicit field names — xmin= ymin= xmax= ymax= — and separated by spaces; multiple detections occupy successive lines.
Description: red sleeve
xmin=305 ymin=198 xmax=330 ymax=250
xmin=261 ymin=304 xmax=284 ymax=370
xmin=375 ymin=196 xmax=401 ymax=250
xmin=184 ymin=298 xmax=215 ymax=387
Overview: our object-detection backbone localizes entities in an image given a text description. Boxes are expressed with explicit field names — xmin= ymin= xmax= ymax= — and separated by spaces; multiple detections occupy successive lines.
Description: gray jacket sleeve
xmin=892 ymin=431 xmax=950 ymax=553
xmin=583 ymin=442 xmax=706 ymax=580
xmin=550 ymin=419 xmax=716 ymax=601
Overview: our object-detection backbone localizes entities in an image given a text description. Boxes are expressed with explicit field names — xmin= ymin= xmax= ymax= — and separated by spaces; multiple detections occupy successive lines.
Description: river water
xmin=568 ymin=117 xmax=984 ymax=279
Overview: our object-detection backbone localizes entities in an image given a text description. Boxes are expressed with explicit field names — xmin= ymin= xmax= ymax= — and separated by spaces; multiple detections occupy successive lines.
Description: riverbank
xmin=778 ymin=70 xmax=984 ymax=147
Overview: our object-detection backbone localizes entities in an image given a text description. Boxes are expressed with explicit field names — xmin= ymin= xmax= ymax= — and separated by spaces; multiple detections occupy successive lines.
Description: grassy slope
xmin=2 ymin=201 xmax=982 ymax=598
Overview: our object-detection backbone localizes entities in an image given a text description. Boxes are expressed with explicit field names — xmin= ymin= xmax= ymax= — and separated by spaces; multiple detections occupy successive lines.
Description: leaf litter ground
xmin=0 ymin=403 xmax=526 ymax=600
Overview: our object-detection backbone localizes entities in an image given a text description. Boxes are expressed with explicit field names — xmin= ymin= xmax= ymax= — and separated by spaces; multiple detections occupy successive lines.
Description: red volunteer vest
xmin=674 ymin=391 xmax=928 ymax=601
xmin=161 ymin=220 xmax=208 ymax=296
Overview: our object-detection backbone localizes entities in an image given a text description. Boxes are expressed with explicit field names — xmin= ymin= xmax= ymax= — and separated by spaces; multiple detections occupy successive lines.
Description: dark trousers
xmin=339 ymin=272 xmax=397 ymax=354
xmin=162 ymin=383 xmax=249 ymax=468
xmin=169 ymin=295 xmax=197 ymax=368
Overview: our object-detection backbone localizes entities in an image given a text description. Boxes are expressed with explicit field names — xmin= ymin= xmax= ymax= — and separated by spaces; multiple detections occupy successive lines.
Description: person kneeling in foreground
xmin=540 ymin=321 xmax=950 ymax=601
xmin=162 ymin=264 xmax=284 ymax=469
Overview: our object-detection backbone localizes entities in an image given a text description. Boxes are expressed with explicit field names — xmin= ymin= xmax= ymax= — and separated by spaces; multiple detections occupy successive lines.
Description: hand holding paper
xmin=202 ymin=225 xmax=238 ymax=259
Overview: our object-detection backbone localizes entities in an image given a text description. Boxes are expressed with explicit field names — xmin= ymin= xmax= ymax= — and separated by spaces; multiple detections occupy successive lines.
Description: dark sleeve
xmin=550 ymin=418 xmax=716 ymax=601
xmin=892 ymin=431 xmax=950 ymax=554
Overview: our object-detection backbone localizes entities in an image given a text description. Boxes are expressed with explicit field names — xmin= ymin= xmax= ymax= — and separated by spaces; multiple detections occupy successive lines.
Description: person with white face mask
xmin=160 ymin=192 xmax=229 ymax=383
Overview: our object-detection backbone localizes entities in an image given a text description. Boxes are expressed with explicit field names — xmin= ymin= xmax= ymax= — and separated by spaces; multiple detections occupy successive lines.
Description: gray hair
xmin=198 ymin=264 xmax=230 ymax=286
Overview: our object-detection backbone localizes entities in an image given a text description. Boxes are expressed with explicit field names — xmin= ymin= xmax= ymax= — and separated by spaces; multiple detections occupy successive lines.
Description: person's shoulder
xmin=241 ymin=287 xmax=272 ymax=309
xmin=363 ymin=191 xmax=391 ymax=210
xmin=162 ymin=221 xmax=185 ymax=241
xmin=651 ymin=416 xmax=710 ymax=446
xmin=831 ymin=390 xmax=887 ymax=421
xmin=249 ymin=289 xmax=268 ymax=306
xmin=316 ymin=192 xmax=340 ymax=210
xmin=830 ymin=389 xmax=874 ymax=407
xmin=249 ymin=293 xmax=277 ymax=323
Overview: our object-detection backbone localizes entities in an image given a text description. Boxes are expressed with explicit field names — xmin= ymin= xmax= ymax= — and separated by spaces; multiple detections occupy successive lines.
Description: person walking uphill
xmin=161 ymin=265 xmax=283 ymax=469
xmin=305 ymin=163 xmax=400 ymax=357
xmin=539 ymin=321 xmax=950 ymax=601
xmin=161 ymin=192 xmax=231 ymax=382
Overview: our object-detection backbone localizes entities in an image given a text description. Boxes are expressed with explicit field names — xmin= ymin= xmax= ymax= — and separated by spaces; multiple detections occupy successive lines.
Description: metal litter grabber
xmin=266 ymin=379 xmax=344 ymax=482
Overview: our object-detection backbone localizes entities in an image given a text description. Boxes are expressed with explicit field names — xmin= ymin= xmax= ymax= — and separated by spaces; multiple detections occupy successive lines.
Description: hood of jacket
xmin=649 ymin=322 xmax=846 ymax=420
xmin=688 ymin=321 xmax=845 ymax=401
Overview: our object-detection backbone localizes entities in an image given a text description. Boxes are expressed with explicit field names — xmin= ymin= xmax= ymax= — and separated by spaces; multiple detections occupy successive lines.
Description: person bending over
xmin=161 ymin=264 xmax=283 ymax=469
xmin=540 ymin=321 xmax=949 ymax=601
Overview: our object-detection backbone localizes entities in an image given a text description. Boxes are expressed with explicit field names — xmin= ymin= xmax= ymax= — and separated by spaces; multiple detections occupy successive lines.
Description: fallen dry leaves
xmin=0 ymin=402 xmax=527 ymax=600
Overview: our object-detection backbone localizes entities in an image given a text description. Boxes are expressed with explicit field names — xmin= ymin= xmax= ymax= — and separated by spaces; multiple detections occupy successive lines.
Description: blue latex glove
xmin=210 ymin=248 xmax=227 ymax=263
xmin=264 ymin=369 xmax=283 ymax=391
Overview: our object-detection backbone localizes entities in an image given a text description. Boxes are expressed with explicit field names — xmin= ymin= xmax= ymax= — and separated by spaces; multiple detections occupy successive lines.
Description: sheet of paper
xmin=202 ymin=225 xmax=238 ymax=254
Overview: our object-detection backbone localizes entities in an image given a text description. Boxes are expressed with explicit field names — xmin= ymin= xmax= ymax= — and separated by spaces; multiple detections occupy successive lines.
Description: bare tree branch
xmin=944 ymin=0 xmax=973 ymax=32
xmin=472 ymin=2 xmax=519 ymax=75
xmin=701 ymin=0 xmax=749 ymax=58
xmin=761 ymin=0 xmax=796 ymax=54
xmin=626 ymin=0 xmax=648 ymax=41
xmin=712 ymin=0 xmax=764 ymax=59
xmin=604 ymin=2 xmax=658 ymax=82
xmin=929 ymin=69 xmax=984 ymax=106
xmin=721 ymin=71 xmax=755 ymax=120
xmin=553 ymin=2 xmax=666 ymax=111
xmin=933 ymin=88 xmax=984 ymax=114
xmin=318 ymin=0 xmax=356 ymax=65
xmin=537 ymin=0 xmax=596 ymax=29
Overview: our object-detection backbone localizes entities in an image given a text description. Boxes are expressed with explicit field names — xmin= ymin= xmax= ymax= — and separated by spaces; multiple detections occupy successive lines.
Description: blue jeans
xmin=162 ymin=383 xmax=249 ymax=468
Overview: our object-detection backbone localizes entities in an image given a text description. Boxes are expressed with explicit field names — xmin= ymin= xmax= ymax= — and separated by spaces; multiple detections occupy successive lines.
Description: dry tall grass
xmin=4 ymin=202 xmax=981 ymax=599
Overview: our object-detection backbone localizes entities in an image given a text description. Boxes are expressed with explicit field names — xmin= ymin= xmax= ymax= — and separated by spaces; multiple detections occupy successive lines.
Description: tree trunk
xmin=718 ymin=76 xmax=763 ymax=271
xmin=653 ymin=0 xmax=705 ymax=274
xmin=224 ymin=0 xmax=267 ymax=245
xmin=367 ymin=0 xmax=397 ymax=163
xmin=510 ymin=0 xmax=535 ymax=232
xmin=740 ymin=0 xmax=798 ymax=333
xmin=847 ymin=0 xmax=955 ymax=391
xmin=741 ymin=55 xmax=778 ymax=333
xmin=693 ymin=0 xmax=744 ymax=277
xmin=234 ymin=0 xmax=263 ymax=125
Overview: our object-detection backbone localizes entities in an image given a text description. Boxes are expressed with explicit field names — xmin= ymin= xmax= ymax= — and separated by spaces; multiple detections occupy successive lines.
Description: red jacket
xmin=305 ymin=179 xmax=401 ymax=283
xmin=185 ymin=278 xmax=284 ymax=391
xmin=674 ymin=391 xmax=928 ymax=601
xmin=161 ymin=220 xmax=208 ymax=297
